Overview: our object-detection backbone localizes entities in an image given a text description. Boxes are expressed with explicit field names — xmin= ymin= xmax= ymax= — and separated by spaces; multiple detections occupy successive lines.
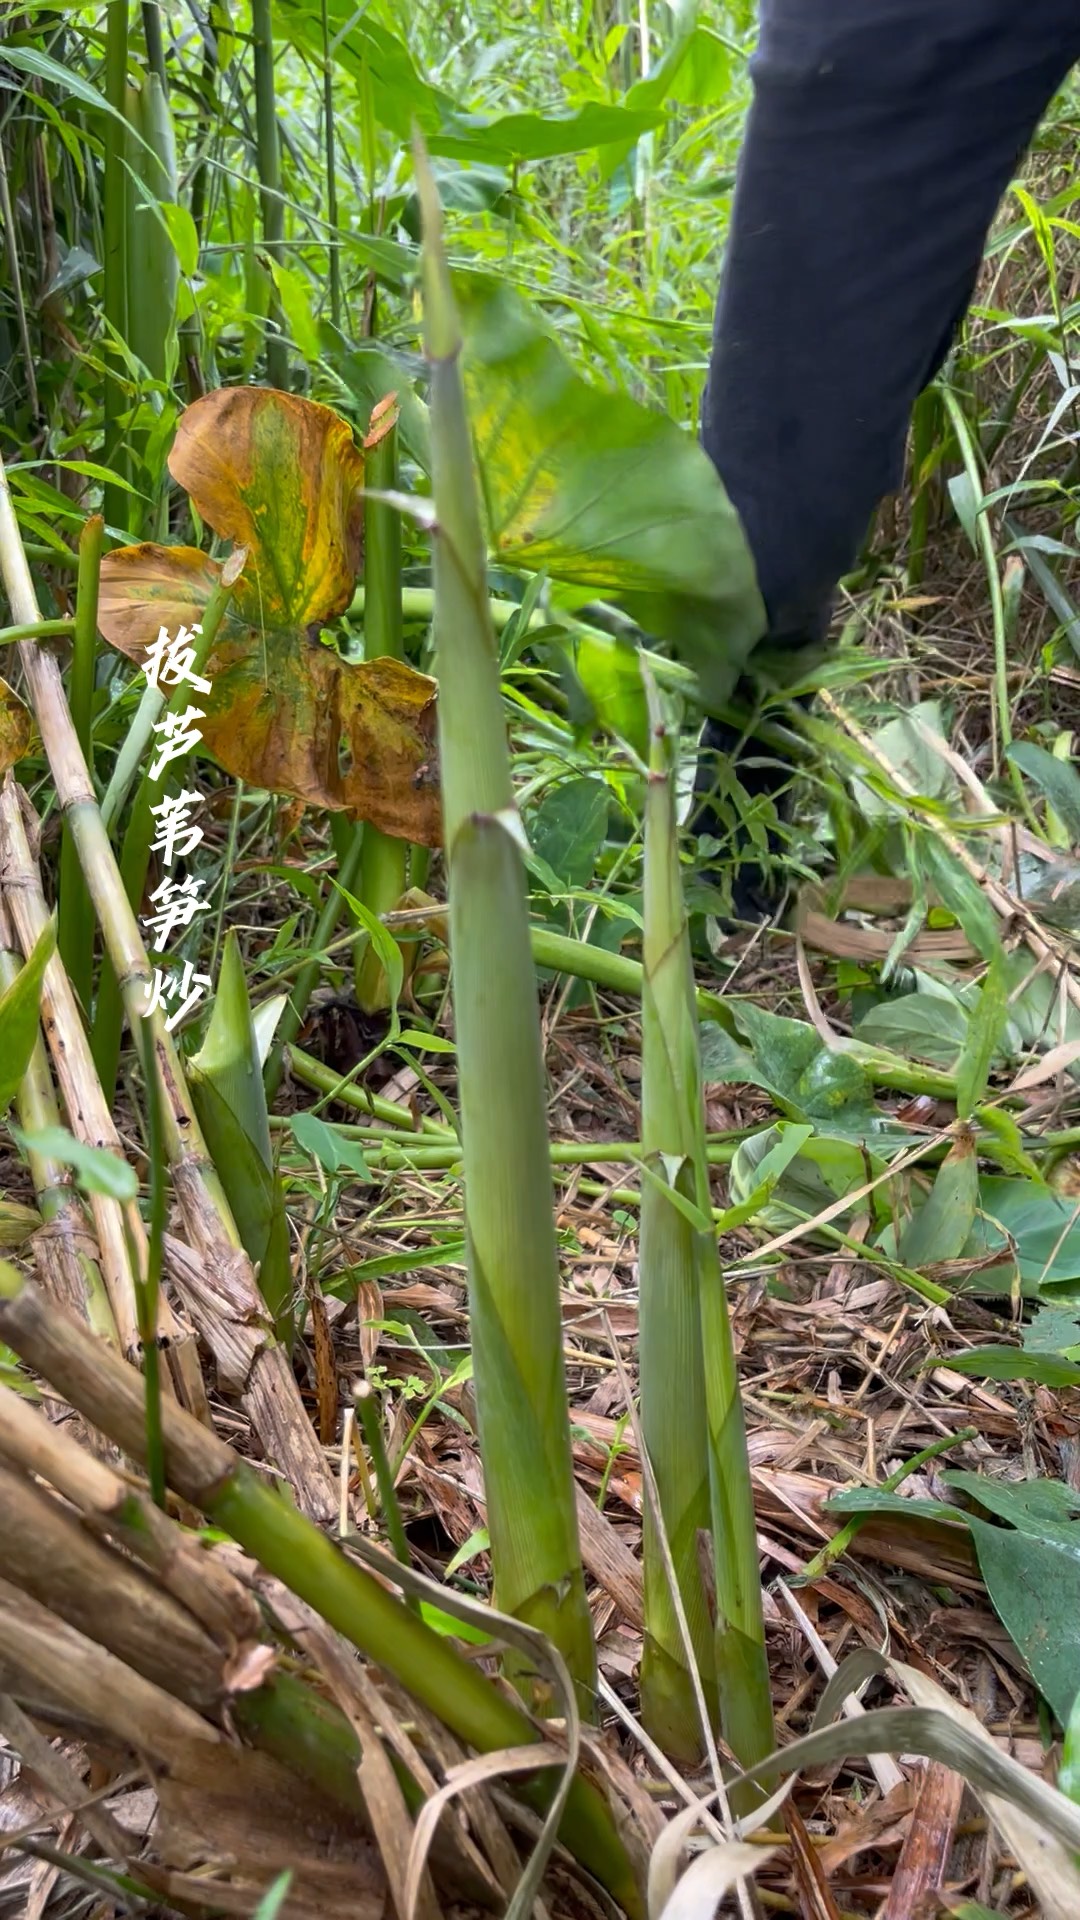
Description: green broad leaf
xmin=457 ymin=276 xmax=766 ymax=710
xmin=529 ymin=778 xmax=610 ymax=890
xmin=957 ymin=954 xmax=1009 ymax=1117
xmin=276 ymin=2 xmax=451 ymax=139
xmin=942 ymin=1471 xmax=1080 ymax=1533
xmin=290 ymin=1111 xmax=372 ymax=1180
xmin=1024 ymin=1304 xmax=1080 ymax=1355
xmin=160 ymin=199 xmax=199 ymax=276
xmin=0 ymin=919 xmax=55 ymax=1112
xmin=1004 ymin=950 xmax=1080 ymax=1053
xmin=400 ymin=161 xmax=512 ymax=234
xmin=322 ymin=331 xmax=430 ymax=471
xmin=945 ymin=1348 xmax=1080 ymax=1388
xmin=702 ymin=1002 xmax=881 ymax=1137
xmin=966 ymin=1514 xmax=1080 ymax=1726
xmin=430 ymin=102 xmax=666 ymax=166
xmin=713 ymin=1123 xmax=814 ymax=1233
xmin=850 ymin=701 xmax=958 ymax=818
xmin=948 ymin=470 xmax=981 ymax=548
xmin=899 ymin=1133 xmax=979 ymax=1268
xmin=268 ymin=259 xmax=321 ymax=364
xmin=916 ymin=837 xmax=1001 ymax=964
xmin=600 ymin=15 xmax=732 ymax=178
xmin=854 ymin=990 xmax=970 ymax=1070
xmin=963 ymin=1176 xmax=1080 ymax=1294
xmin=728 ymin=1126 xmax=888 ymax=1240
xmin=11 ymin=1126 xmax=137 ymax=1202
xmin=572 ymin=628 xmax=649 ymax=760
xmin=823 ymin=1487 xmax=963 ymax=1526
xmin=1008 ymin=740 xmax=1080 ymax=845
xmin=0 ymin=46 xmax=159 ymax=158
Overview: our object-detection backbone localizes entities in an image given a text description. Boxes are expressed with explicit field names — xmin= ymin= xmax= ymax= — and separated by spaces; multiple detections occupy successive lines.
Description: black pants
xmin=702 ymin=0 xmax=1080 ymax=656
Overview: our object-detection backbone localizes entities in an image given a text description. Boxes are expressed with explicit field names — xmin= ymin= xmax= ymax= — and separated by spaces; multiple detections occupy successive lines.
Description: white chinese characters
xmin=138 ymin=624 xmax=215 ymax=1032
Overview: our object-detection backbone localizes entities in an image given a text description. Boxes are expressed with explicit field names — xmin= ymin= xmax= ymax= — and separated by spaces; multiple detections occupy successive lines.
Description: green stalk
xmin=58 ymin=515 xmax=103 ymax=1013
xmin=637 ymin=691 xmax=717 ymax=1761
xmin=356 ymin=417 xmax=408 ymax=1012
xmin=417 ymin=142 xmax=596 ymax=1709
xmin=283 ymin=1044 xmax=457 ymax=1136
xmin=250 ymin=0 xmax=288 ymax=391
xmin=93 ymin=549 xmax=245 ymax=1100
xmin=354 ymin=1380 xmax=415 ymax=1605
xmin=640 ymin=695 xmax=774 ymax=1781
xmin=0 ymin=1263 xmax=642 ymax=1920
xmin=141 ymin=0 xmax=167 ymax=86
xmin=320 ymin=0 xmax=341 ymax=330
xmin=262 ymin=826 xmax=365 ymax=1101
xmin=176 ymin=5 xmax=217 ymax=392
xmin=124 ymin=69 xmax=179 ymax=526
xmin=102 ymin=0 xmax=130 ymax=540
xmin=0 ymin=619 xmax=74 ymax=644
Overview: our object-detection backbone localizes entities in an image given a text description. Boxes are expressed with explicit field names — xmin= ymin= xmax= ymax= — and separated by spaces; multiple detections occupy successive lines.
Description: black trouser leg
xmin=695 ymin=0 xmax=1080 ymax=910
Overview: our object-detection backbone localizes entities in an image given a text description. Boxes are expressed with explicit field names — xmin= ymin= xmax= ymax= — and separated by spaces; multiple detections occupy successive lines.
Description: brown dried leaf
xmin=96 ymin=386 xmax=441 ymax=843
xmin=0 ymin=679 xmax=32 ymax=775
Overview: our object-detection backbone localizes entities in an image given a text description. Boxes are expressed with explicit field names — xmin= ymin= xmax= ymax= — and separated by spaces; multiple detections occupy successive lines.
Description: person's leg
xmin=696 ymin=0 xmax=1080 ymax=914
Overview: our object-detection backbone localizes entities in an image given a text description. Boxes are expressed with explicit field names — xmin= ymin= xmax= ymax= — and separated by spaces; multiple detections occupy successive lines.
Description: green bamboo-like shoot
xmin=641 ymin=683 xmax=774 ymax=1782
xmin=250 ymin=0 xmax=288 ymax=392
xmin=57 ymin=514 xmax=103 ymax=1013
xmin=319 ymin=0 xmax=341 ymax=330
xmin=102 ymin=0 xmax=130 ymax=540
xmin=188 ymin=931 xmax=293 ymax=1340
xmin=124 ymin=70 xmax=179 ymax=534
xmin=0 ymin=1263 xmax=642 ymax=1920
xmin=124 ymin=73 xmax=179 ymax=390
xmin=416 ymin=141 xmax=596 ymax=1709
xmin=638 ymin=689 xmax=718 ymax=1762
xmin=356 ymin=408 xmax=408 ymax=1013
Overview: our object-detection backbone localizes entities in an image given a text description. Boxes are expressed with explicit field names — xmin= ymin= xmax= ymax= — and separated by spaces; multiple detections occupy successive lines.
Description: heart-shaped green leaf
xmin=457 ymin=276 xmax=765 ymax=708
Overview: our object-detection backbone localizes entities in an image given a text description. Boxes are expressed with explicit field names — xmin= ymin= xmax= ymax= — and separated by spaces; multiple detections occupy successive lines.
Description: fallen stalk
xmin=0 ymin=1263 xmax=643 ymax=1920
